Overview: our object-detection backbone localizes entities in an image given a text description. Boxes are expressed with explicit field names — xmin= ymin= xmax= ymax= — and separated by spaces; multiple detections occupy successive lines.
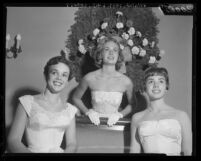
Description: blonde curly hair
xmin=93 ymin=36 xmax=124 ymax=70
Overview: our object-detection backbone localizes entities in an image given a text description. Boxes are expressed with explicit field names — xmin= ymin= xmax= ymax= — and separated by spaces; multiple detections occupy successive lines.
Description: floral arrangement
xmin=66 ymin=7 xmax=165 ymax=92
xmin=77 ymin=11 xmax=164 ymax=68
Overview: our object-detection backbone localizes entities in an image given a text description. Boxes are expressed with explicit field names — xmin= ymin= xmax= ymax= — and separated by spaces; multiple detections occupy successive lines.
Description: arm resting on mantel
xmin=76 ymin=115 xmax=131 ymax=126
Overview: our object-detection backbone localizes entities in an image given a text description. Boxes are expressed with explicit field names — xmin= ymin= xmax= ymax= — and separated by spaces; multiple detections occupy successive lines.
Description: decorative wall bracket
xmin=6 ymin=34 xmax=22 ymax=59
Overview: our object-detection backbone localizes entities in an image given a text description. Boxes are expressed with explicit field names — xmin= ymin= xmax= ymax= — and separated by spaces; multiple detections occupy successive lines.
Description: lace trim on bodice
xmin=138 ymin=119 xmax=182 ymax=155
xmin=27 ymin=97 xmax=71 ymax=130
xmin=91 ymin=91 xmax=123 ymax=114
xmin=19 ymin=95 xmax=77 ymax=153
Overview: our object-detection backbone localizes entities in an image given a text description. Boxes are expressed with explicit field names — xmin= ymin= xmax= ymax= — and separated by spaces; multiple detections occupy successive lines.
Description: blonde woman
xmin=73 ymin=37 xmax=133 ymax=126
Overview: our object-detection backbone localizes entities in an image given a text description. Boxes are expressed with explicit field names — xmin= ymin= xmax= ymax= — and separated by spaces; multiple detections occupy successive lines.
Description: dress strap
xmin=19 ymin=95 xmax=33 ymax=117
xmin=66 ymin=103 xmax=78 ymax=119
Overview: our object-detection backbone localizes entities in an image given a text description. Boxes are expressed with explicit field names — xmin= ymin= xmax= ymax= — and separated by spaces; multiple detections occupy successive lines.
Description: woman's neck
xmin=101 ymin=65 xmax=116 ymax=75
xmin=148 ymin=98 xmax=168 ymax=112
xmin=43 ymin=88 xmax=61 ymax=104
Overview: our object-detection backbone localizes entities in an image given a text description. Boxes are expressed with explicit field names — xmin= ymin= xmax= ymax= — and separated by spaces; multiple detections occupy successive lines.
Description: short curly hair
xmin=144 ymin=67 xmax=169 ymax=90
xmin=43 ymin=55 xmax=74 ymax=81
xmin=93 ymin=36 xmax=124 ymax=70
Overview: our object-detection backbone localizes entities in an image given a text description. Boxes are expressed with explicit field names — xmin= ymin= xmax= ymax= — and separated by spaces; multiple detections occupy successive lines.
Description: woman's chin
xmin=49 ymin=87 xmax=64 ymax=94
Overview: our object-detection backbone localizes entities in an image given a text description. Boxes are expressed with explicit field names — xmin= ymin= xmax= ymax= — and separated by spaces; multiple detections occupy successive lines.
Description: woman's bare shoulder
xmin=84 ymin=69 xmax=100 ymax=80
xmin=131 ymin=110 xmax=147 ymax=125
xmin=118 ymin=73 xmax=133 ymax=85
xmin=33 ymin=94 xmax=42 ymax=99
xmin=174 ymin=109 xmax=190 ymax=121
xmin=166 ymin=105 xmax=187 ymax=116
xmin=166 ymin=106 xmax=190 ymax=123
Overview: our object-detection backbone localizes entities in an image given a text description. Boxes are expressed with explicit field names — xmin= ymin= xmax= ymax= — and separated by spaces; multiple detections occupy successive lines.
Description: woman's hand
xmin=86 ymin=109 xmax=100 ymax=126
xmin=75 ymin=109 xmax=82 ymax=116
xmin=107 ymin=112 xmax=123 ymax=126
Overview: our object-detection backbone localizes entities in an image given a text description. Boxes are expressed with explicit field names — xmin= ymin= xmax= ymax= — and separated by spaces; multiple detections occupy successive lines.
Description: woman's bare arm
xmin=7 ymin=104 xmax=31 ymax=153
xmin=179 ymin=111 xmax=192 ymax=155
xmin=130 ymin=114 xmax=141 ymax=153
xmin=64 ymin=118 xmax=77 ymax=153
xmin=72 ymin=75 xmax=90 ymax=114
xmin=119 ymin=77 xmax=133 ymax=117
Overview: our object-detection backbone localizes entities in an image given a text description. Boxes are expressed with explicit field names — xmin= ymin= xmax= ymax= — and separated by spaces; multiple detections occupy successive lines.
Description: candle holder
xmin=6 ymin=34 xmax=22 ymax=59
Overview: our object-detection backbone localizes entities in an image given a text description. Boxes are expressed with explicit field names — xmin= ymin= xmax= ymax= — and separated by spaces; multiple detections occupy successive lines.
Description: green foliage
xmin=66 ymin=7 xmax=161 ymax=92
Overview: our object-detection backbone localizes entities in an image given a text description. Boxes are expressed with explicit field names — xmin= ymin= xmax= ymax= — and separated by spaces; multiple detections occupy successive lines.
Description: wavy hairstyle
xmin=143 ymin=67 xmax=169 ymax=90
xmin=43 ymin=55 xmax=74 ymax=81
xmin=93 ymin=36 xmax=124 ymax=70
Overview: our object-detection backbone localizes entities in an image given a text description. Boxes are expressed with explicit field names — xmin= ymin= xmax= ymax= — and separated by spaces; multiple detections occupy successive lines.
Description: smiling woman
xmin=7 ymin=55 xmax=78 ymax=153
xmin=5 ymin=6 xmax=193 ymax=154
xmin=130 ymin=67 xmax=192 ymax=156
xmin=72 ymin=37 xmax=134 ymax=127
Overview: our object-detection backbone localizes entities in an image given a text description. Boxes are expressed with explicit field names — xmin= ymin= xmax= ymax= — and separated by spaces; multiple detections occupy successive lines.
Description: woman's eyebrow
xmin=147 ymin=77 xmax=153 ymax=80
xmin=49 ymin=69 xmax=58 ymax=72
xmin=63 ymin=71 xmax=69 ymax=74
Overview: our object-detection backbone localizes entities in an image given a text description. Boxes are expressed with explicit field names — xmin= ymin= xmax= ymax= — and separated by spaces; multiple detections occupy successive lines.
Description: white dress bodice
xmin=19 ymin=95 xmax=77 ymax=153
xmin=138 ymin=119 xmax=182 ymax=156
xmin=91 ymin=91 xmax=123 ymax=116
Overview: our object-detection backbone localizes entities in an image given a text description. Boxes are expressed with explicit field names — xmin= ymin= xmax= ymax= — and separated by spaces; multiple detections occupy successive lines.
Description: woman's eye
xmin=51 ymin=71 xmax=56 ymax=75
xmin=160 ymin=80 xmax=165 ymax=83
xmin=63 ymin=74 xmax=68 ymax=77
xmin=50 ymin=70 xmax=59 ymax=76
xmin=114 ymin=48 xmax=118 ymax=52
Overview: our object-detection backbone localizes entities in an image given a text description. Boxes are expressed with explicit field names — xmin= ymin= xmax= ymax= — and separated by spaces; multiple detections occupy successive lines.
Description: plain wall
xmin=5 ymin=7 xmax=193 ymax=128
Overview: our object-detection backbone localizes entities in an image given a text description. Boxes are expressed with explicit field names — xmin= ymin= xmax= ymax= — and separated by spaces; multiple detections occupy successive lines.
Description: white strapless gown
xmin=19 ymin=95 xmax=77 ymax=153
xmin=138 ymin=119 xmax=182 ymax=156
xmin=91 ymin=91 xmax=123 ymax=117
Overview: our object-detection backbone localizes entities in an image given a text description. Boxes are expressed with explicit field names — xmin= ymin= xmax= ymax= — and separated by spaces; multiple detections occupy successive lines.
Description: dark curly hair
xmin=43 ymin=55 xmax=74 ymax=81
xmin=93 ymin=36 xmax=124 ymax=70
xmin=144 ymin=67 xmax=169 ymax=90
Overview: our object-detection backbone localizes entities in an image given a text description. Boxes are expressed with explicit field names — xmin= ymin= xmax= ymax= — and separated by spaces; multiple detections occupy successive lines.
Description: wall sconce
xmin=6 ymin=33 xmax=22 ymax=59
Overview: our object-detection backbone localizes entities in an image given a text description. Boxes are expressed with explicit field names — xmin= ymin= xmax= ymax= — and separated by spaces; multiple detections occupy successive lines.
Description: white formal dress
xmin=19 ymin=95 xmax=77 ymax=153
xmin=138 ymin=119 xmax=182 ymax=156
xmin=91 ymin=91 xmax=123 ymax=117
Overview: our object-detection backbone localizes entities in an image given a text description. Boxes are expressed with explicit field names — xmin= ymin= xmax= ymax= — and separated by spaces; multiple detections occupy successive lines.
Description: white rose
xmin=120 ymin=44 xmax=125 ymax=50
xmin=131 ymin=46 xmax=140 ymax=55
xmin=151 ymin=41 xmax=155 ymax=48
xmin=148 ymin=56 xmax=156 ymax=64
xmin=127 ymin=39 xmax=134 ymax=46
xmin=97 ymin=35 xmax=106 ymax=43
xmin=116 ymin=22 xmax=124 ymax=29
xmin=93 ymin=28 xmax=100 ymax=36
xmin=101 ymin=22 xmax=108 ymax=29
xmin=122 ymin=32 xmax=129 ymax=40
xmin=139 ymin=49 xmax=146 ymax=57
xmin=78 ymin=45 xmax=87 ymax=54
xmin=116 ymin=11 xmax=123 ymax=16
xmin=142 ymin=38 xmax=148 ymax=46
xmin=99 ymin=35 xmax=106 ymax=40
xmin=136 ymin=31 xmax=142 ymax=37
xmin=128 ymin=27 xmax=135 ymax=35
xmin=159 ymin=50 xmax=165 ymax=57
xmin=78 ymin=39 xmax=84 ymax=45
